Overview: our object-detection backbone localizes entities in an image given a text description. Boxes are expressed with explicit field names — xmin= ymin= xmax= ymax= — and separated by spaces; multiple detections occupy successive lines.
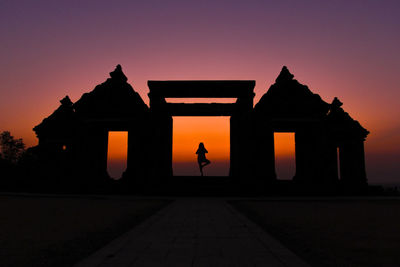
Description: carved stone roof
xmin=73 ymin=65 xmax=148 ymax=118
xmin=326 ymin=97 xmax=369 ymax=139
xmin=33 ymin=96 xmax=76 ymax=138
xmin=254 ymin=66 xmax=330 ymax=118
xmin=34 ymin=65 xmax=149 ymax=138
xmin=254 ymin=66 xmax=369 ymax=139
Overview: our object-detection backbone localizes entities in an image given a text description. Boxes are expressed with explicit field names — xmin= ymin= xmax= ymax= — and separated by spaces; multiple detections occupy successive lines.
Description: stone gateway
xmin=33 ymin=65 xmax=369 ymax=192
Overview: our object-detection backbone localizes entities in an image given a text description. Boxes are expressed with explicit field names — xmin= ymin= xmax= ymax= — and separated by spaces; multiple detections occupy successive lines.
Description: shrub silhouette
xmin=0 ymin=131 xmax=25 ymax=165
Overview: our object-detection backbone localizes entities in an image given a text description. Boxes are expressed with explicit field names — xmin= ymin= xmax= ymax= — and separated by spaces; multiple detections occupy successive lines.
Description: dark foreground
xmin=2 ymin=194 xmax=400 ymax=267
xmin=0 ymin=194 xmax=170 ymax=267
xmin=74 ymin=198 xmax=308 ymax=267
xmin=231 ymin=198 xmax=400 ymax=267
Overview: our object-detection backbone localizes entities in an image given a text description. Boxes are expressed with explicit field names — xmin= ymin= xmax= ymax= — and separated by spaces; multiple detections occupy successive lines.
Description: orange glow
xmin=107 ymin=131 xmax=128 ymax=179
xmin=1 ymin=1 xmax=400 ymax=185
xmin=173 ymin=117 xmax=230 ymax=176
xmin=274 ymin=132 xmax=296 ymax=157
xmin=274 ymin=132 xmax=296 ymax=180
xmin=166 ymin=98 xmax=237 ymax=103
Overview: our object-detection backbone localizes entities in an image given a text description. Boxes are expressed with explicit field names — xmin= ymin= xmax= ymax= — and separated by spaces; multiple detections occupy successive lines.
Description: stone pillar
xmin=126 ymin=123 xmax=148 ymax=180
xmin=339 ymin=139 xmax=367 ymax=185
xmin=294 ymin=130 xmax=307 ymax=182
xmin=295 ymin=129 xmax=322 ymax=183
xmin=90 ymin=128 xmax=109 ymax=177
xmin=149 ymin=114 xmax=173 ymax=178
xmin=324 ymin=143 xmax=340 ymax=183
xmin=75 ymin=126 xmax=108 ymax=185
xmin=251 ymin=122 xmax=276 ymax=180
xmin=230 ymin=116 xmax=239 ymax=177
xmin=230 ymin=113 xmax=255 ymax=178
xmin=165 ymin=116 xmax=173 ymax=176
xmin=230 ymin=92 xmax=255 ymax=178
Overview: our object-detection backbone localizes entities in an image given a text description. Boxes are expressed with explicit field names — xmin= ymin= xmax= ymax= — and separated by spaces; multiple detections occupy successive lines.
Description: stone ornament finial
xmin=275 ymin=66 xmax=294 ymax=83
xmin=110 ymin=64 xmax=128 ymax=82
xmin=331 ymin=97 xmax=343 ymax=109
xmin=60 ymin=95 xmax=73 ymax=106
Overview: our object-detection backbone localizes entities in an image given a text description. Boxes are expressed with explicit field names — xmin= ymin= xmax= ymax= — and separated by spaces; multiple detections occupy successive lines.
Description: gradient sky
xmin=1 ymin=0 xmax=399 ymax=183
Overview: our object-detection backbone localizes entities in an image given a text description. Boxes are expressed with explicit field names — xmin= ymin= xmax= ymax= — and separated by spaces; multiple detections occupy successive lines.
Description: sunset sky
xmin=1 ymin=0 xmax=399 ymax=182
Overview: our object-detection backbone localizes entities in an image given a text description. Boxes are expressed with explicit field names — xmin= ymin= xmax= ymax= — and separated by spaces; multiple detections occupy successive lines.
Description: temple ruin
xmin=33 ymin=65 xmax=369 ymax=191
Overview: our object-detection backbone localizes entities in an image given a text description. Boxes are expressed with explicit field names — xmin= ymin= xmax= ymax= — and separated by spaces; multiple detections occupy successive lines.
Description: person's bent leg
xmin=198 ymin=162 xmax=204 ymax=176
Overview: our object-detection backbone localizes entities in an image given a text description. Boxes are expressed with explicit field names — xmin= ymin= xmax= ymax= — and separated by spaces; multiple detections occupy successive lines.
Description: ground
xmin=231 ymin=198 xmax=400 ymax=267
xmin=0 ymin=194 xmax=170 ymax=267
xmin=2 ymin=195 xmax=400 ymax=267
xmin=74 ymin=198 xmax=309 ymax=267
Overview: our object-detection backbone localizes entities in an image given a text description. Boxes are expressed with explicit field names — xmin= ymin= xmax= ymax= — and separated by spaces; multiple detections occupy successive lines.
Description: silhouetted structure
xmin=33 ymin=65 xmax=369 ymax=192
xmin=252 ymin=67 xmax=369 ymax=187
xmin=33 ymin=65 xmax=150 ymax=188
xmin=148 ymin=79 xmax=255 ymax=178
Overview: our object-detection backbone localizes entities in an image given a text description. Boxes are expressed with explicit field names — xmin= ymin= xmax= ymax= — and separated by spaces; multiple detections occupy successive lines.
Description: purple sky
xmin=0 ymin=0 xmax=399 ymax=183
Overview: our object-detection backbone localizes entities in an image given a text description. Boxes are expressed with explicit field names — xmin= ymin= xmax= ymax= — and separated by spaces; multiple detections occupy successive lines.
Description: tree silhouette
xmin=0 ymin=131 xmax=25 ymax=165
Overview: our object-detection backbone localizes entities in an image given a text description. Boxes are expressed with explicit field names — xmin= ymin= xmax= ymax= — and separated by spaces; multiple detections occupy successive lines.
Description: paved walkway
xmin=75 ymin=198 xmax=309 ymax=267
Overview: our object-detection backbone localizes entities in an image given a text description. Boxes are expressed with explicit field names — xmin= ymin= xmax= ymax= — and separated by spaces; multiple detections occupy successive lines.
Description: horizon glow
xmin=274 ymin=133 xmax=296 ymax=180
xmin=107 ymin=131 xmax=128 ymax=179
xmin=173 ymin=117 xmax=230 ymax=176
xmin=1 ymin=0 xmax=399 ymax=183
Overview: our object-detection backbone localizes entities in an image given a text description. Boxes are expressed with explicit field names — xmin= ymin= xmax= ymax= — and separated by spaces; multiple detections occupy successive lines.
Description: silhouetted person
xmin=196 ymin=142 xmax=211 ymax=176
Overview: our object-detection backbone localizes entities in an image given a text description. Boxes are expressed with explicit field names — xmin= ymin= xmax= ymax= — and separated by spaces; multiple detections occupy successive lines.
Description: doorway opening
xmin=107 ymin=131 xmax=128 ymax=179
xmin=274 ymin=132 xmax=296 ymax=180
xmin=172 ymin=116 xmax=230 ymax=176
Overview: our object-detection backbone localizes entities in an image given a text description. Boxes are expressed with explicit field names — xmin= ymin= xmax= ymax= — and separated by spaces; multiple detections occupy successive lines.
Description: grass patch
xmin=230 ymin=199 xmax=400 ymax=266
xmin=0 ymin=194 xmax=171 ymax=267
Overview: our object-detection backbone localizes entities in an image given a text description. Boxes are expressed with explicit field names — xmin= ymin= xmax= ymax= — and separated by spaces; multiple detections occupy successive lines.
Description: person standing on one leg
xmin=196 ymin=142 xmax=211 ymax=176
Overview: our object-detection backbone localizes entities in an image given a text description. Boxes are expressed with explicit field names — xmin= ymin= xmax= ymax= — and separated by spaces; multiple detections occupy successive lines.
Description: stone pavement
xmin=74 ymin=198 xmax=309 ymax=267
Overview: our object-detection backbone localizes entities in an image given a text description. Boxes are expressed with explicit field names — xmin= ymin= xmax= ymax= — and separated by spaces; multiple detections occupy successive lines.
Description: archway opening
xmin=274 ymin=132 xmax=296 ymax=180
xmin=107 ymin=131 xmax=128 ymax=179
xmin=172 ymin=117 xmax=230 ymax=176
